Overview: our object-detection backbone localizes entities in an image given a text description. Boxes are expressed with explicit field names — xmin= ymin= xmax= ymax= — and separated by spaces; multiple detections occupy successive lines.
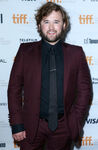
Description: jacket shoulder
xmin=20 ymin=40 xmax=41 ymax=48
xmin=63 ymin=42 xmax=82 ymax=50
xmin=63 ymin=42 xmax=84 ymax=55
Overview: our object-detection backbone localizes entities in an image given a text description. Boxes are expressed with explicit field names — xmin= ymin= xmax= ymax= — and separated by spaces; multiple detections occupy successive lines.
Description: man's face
xmin=38 ymin=11 xmax=66 ymax=45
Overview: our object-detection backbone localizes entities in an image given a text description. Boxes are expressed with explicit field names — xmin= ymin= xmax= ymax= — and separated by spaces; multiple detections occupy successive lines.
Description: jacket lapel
xmin=62 ymin=43 xmax=70 ymax=107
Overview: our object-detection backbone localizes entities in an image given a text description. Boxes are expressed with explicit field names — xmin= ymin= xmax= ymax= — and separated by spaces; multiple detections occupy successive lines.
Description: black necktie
xmin=48 ymin=47 xmax=58 ymax=131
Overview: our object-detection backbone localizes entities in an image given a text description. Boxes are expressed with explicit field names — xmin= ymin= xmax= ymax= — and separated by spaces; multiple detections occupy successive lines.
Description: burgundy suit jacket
xmin=8 ymin=40 xmax=92 ymax=142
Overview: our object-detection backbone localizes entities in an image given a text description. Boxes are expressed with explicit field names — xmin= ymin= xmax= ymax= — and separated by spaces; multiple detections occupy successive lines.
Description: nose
xmin=49 ymin=22 xmax=54 ymax=30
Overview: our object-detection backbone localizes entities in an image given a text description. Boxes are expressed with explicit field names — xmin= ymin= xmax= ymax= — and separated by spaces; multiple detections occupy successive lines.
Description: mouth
xmin=48 ymin=31 xmax=56 ymax=35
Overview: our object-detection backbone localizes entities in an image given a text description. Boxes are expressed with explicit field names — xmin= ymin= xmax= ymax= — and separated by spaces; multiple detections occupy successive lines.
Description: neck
xmin=44 ymin=39 xmax=60 ymax=46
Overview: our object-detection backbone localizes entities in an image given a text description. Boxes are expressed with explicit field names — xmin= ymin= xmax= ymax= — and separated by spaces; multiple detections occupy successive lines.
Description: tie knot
xmin=50 ymin=47 xmax=55 ymax=55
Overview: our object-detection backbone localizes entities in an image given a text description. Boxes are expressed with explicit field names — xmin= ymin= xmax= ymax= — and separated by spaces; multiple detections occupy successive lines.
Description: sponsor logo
xmin=12 ymin=14 xmax=28 ymax=24
xmin=0 ymin=143 xmax=6 ymax=148
xmin=91 ymin=0 xmax=98 ymax=1
xmin=86 ymin=56 xmax=94 ymax=65
xmin=0 ymin=37 xmax=10 ymax=45
xmin=46 ymin=0 xmax=62 ymax=3
xmin=0 ymin=13 xmax=3 ymax=23
xmin=83 ymin=0 xmax=98 ymax=2
xmin=0 ymin=121 xmax=9 ymax=127
xmin=0 ymin=0 xmax=8 ymax=1
xmin=20 ymin=38 xmax=37 ymax=43
xmin=92 ymin=78 xmax=98 ymax=84
xmin=84 ymin=38 xmax=98 ymax=44
xmin=86 ymin=118 xmax=98 ymax=124
xmin=79 ymin=15 xmax=94 ymax=24
xmin=0 ymin=103 xmax=7 ymax=106
xmin=21 ymin=0 xmax=36 ymax=1
xmin=79 ymin=136 xmax=93 ymax=146
xmin=0 ymin=80 xmax=8 ymax=86
xmin=0 ymin=59 xmax=7 ymax=63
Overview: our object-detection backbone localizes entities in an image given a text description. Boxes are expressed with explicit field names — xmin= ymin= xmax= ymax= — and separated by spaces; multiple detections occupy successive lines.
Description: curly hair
xmin=35 ymin=2 xmax=69 ymax=33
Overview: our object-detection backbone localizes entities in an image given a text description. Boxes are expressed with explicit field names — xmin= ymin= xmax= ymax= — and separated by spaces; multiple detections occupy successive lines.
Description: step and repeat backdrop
xmin=0 ymin=0 xmax=98 ymax=149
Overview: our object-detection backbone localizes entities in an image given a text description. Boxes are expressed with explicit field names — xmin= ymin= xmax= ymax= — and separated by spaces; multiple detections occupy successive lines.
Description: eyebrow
xmin=43 ymin=19 xmax=61 ymax=22
xmin=54 ymin=20 xmax=60 ymax=22
xmin=43 ymin=20 xmax=49 ymax=22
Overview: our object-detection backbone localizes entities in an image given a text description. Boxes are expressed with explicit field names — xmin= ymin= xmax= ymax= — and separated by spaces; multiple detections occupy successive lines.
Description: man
xmin=8 ymin=2 xmax=92 ymax=150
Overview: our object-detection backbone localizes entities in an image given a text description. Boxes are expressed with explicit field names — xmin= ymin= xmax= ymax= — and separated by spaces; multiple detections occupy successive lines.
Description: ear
xmin=38 ymin=24 xmax=41 ymax=31
xmin=63 ymin=23 xmax=66 ymax=30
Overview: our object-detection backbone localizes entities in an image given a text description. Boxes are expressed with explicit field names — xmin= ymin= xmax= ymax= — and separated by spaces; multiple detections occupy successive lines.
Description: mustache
xmin=47 ymin=30 xmax=57 ymax=33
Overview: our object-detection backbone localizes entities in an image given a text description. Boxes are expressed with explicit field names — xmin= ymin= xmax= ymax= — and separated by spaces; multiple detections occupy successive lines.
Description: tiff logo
xmin=46 ymin=0 xmax=62 ymax=3
xmin=0 ymin=14 xmax=3 ymax=23
xmin=79 ymin=15 xmax=94 ymax=24
xmin=79 ymin=136 xmax=93 ymax=146
xmin=14 ymin=142 xmax=20 ymax=148
xmin=12 ymin=14 xmax=28 ymax=24
xmin=86 ymin=56 xmax=94 ymax=65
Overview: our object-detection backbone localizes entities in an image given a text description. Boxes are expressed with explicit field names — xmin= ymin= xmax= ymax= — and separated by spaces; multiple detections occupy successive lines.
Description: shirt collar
xmin=42 ymin=39 xmax=62 ymax=55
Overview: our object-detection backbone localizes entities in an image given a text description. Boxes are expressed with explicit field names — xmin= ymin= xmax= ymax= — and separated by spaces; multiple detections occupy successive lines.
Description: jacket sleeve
xmin=11 ymin=124 xmax=25 ymax=134
xmin=68 ymin=47 xmax=93 ymax=141
xmin=7 ymin=44 xmax=25 ymax=127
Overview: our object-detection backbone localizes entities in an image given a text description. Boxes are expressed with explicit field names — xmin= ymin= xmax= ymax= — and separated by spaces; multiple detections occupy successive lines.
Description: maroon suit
xmin=8 ymin=40 xmax=92 ymax=149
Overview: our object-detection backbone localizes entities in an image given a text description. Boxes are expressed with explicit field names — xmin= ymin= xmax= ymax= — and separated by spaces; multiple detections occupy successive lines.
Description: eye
xmin=54 ymin=20 xmax=59 ymax=24
xmin=44 ymin=20 xmax=49 ymax=24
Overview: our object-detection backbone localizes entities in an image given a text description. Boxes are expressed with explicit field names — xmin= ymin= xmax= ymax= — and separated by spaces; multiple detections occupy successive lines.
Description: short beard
xmin=39 ymin=27 xmax=65 ymax=43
